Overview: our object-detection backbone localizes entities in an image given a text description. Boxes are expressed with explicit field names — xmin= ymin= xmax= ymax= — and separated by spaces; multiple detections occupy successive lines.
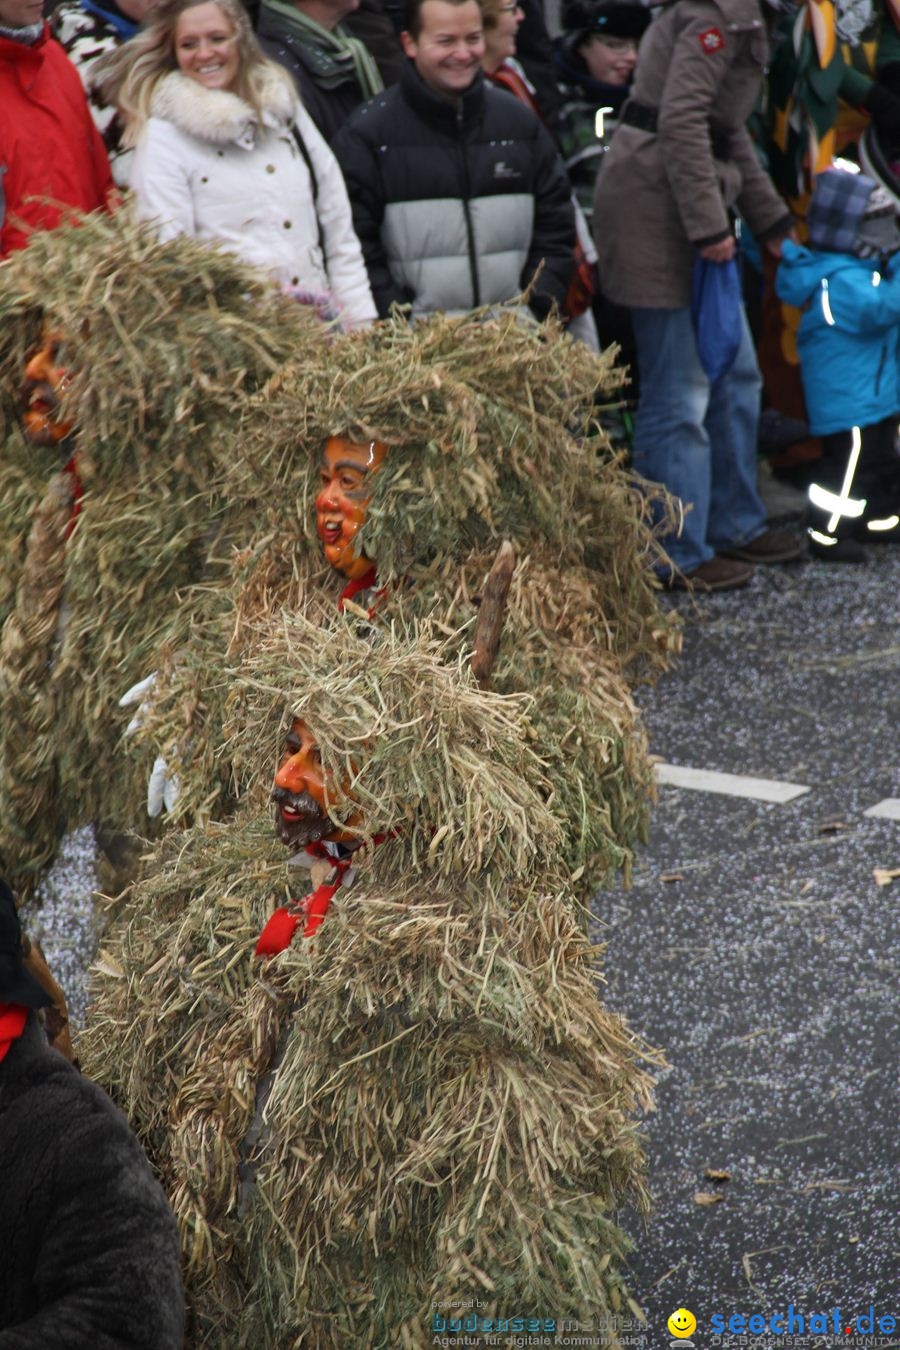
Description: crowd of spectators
xmin=2 ymin=0 xmax=899 ymax=588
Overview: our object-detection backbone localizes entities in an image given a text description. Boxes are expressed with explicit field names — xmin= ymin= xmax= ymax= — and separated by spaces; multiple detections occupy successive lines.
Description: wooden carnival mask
xmin=271 ymin=718 xmax=359 ymax=849
xmin=315 ymin=436 xmax=386 ymax=580
xmin=23 ymin=331 xmax=75 ymax=447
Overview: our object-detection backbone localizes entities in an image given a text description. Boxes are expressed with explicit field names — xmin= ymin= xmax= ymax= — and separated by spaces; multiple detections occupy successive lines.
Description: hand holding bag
xmin=691 ymin=255 xmax=742 ymax=382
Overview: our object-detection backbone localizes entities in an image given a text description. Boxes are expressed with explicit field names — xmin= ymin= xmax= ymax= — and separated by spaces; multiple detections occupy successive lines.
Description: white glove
xmin=146 ymin=754 xmax=181 ymax=819
xmin=118 ymin=671 xmax=158 ymax=736
xmin=119 ymin=671 xmax=180 ymax=817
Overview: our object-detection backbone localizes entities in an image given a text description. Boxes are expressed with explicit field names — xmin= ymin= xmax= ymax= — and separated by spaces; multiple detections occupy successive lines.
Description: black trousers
xmin=812 ymin=417 xmax=900 ymax=529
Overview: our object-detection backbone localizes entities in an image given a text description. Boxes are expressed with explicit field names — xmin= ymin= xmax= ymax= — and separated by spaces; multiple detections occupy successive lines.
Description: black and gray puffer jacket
xmin=333 ymin=63 xmax=575 ymax=319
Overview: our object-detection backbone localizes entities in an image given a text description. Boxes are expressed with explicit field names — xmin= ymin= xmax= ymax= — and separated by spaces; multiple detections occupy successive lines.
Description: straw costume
xmin=110 ymin=260 xmax=681 ymax=893
xmin=0 ymin=214 xmax=678 ymax=904
xmin=1 ymin=215 xmax=669 ymax=1342
xmin=82 ymin=615 xmax=660 ymax=1348
xmin=0 ymin=217 xmax=327 ymax=893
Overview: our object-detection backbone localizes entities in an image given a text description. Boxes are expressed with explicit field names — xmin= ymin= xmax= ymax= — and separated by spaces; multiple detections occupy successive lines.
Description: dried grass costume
xmin=0 ymin=215 xmax=677 ymax=901
xmin=0 ymin=218 xmax=671 ymax=1343
xmin=82 ymin=617 xmax=660 ymax=1348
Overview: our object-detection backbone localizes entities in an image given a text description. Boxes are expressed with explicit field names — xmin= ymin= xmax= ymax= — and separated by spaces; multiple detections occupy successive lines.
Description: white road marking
xmin=863 ymin=799 xmax=900 ymax=821
xmin=654 ymin=763 xmax=811 ymax=804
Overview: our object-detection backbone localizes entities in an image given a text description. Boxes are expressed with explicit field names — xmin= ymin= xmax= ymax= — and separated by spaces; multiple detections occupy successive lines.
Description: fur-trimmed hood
xmin=149 ymin=68 xmax=295 ymax=145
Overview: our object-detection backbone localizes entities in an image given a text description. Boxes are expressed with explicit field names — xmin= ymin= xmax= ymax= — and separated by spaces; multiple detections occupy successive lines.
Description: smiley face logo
xmin=667 ymin=1308 xmax=697 ymax=1339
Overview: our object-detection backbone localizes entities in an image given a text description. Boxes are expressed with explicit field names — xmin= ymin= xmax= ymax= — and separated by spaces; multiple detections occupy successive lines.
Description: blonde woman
xmin=99 ymin=0 xmax=376 ymax=327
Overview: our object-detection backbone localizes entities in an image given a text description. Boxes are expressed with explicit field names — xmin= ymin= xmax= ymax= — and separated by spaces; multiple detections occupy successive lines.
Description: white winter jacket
xmin=131 ymin=69 xmax=376 ymax=328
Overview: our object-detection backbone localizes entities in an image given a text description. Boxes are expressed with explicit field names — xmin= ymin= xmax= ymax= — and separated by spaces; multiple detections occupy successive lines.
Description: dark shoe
xmin=668 ymin=556 xmax=755 ymax=592
xmin=720 ymin=528 xmax=804 ymax=564
xmin=808 ymin=531 xmax=868 ymax=564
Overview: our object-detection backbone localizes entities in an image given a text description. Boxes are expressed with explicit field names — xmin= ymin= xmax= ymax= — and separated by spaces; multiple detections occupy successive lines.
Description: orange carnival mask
xmin=271 ymin=717 xmax=360 ymax=849
xmin=315 ymin=436 xmax=387 ymax=580
xmin=23 ymin=331 xmax=75 ymax=447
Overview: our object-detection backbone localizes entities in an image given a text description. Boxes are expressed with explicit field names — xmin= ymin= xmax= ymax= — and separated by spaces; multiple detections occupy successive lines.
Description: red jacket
xmin=0 ymin=23 xmax=113 ymax=257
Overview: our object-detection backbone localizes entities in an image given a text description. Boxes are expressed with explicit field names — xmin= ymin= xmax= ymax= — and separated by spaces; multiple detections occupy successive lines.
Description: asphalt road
xmin=596 ymin=511 xmax=900 ymax=1350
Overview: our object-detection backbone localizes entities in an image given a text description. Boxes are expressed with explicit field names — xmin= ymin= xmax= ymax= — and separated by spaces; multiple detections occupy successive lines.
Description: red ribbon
xmin=0 ymin=1003 xmax=28 ymax=1065
xmin=338 ymin=566 xmax=388 ymax=619
xmin=256 ymin=835 xmax=389 ymax=958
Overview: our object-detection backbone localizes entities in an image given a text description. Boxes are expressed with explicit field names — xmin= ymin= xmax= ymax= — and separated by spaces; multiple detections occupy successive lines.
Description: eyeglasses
xmin=498 ymin=3 xmax=523 ymax=12
xmin=590 ymin=34 xmax=638 ymax=51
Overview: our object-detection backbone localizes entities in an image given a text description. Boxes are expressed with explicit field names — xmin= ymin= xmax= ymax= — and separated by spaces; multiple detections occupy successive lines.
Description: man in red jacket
xmin=0 ymin=0 xmax=113 ymax=257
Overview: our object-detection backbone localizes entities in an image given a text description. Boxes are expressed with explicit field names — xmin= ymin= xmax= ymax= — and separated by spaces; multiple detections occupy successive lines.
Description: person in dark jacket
xmin=553 ymin=0 xmax=649 ymax=223
xmin=332 ymin=0 xmax=575 ymax=318
xmin=257 ymin=0 xmax=385 ymax=141
xmin=0 ymin=877 xmax=185 ymax=1349
xmin=343 ymin=0 xmax=406 ymax=86
xmin=511 ymin=0 xmax=562 ymax=133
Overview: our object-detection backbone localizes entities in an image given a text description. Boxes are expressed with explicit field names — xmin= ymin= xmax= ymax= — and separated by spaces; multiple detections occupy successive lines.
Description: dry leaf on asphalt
xmin=704 ymin=1168 xmax=731 ymax=1182
xmin=872 ymin=867 xmax=900 ymax=886
xmin=694 ymin=1191 xmax=725 ymax=1206
xmin=660 ymin=872 xmax=684 ymax=883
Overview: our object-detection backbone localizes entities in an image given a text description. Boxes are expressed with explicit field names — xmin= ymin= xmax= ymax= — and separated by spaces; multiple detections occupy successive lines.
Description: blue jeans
xmin=630 ymin=305 xmax=768 ymax=574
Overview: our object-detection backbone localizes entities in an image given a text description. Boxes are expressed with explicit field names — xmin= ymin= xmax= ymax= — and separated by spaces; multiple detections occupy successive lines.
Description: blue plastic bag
xmin=690 ymin=256 xmax=742 ymax=383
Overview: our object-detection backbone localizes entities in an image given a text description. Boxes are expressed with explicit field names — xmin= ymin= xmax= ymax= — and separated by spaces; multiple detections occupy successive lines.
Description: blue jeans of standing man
xmin=630 ymin=305 xmax=768 ymax=575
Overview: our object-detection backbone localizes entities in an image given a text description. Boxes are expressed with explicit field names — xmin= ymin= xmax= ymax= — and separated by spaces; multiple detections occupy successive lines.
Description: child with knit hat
xmin=777 ymin=165 xmax=900 ymax=562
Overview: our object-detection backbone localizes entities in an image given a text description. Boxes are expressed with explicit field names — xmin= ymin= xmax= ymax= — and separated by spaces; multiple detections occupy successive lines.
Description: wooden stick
xmin=471 ymin=540 xmax=515 ymax=690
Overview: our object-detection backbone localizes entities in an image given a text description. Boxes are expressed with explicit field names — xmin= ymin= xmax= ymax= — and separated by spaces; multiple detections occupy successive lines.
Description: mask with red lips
xmin=315 ymin=436 xmax=387 ymax=581
xmin=23 ymin=331 xmax=75 ymax=447
xmin=271 ymin=717 xmax=360 ymax=849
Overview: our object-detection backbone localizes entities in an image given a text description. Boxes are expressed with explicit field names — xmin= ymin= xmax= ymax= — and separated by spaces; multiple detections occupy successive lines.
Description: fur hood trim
xmin=150 ymin=69 xmax=295 ymax=144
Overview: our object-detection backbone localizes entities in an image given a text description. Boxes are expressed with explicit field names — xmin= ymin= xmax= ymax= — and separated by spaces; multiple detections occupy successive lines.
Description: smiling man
xmin=0 ymin=0 xmax=112 ymax=256
xmin=332 ymin=0 xmax=574 ymax=318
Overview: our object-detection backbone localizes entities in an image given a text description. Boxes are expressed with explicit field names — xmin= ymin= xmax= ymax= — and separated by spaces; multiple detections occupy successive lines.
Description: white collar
xmin=149 ymin=69 xmax=295 ymax=147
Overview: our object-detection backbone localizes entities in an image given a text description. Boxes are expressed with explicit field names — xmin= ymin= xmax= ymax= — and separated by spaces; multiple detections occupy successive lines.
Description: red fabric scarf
xmin=256 ymin=835 xmax=389 ymax=958
xmin=257 ymin=562 xmax=391 ymax=961
xmin=0 ymin=1003 xmax=28 ymax=1064
xmin=338 ymin=566 xmax=388 ymax=619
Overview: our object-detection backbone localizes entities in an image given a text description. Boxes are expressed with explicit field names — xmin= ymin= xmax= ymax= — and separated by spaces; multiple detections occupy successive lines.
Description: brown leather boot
xmin=720 ymin=528 xmax=804 ymax=564
xmin=668 ymin=556 xmax=755 ymax=592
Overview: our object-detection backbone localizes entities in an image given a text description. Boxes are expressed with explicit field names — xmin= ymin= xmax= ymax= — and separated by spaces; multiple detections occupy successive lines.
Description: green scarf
xmin=262 ymin=0 xmax=383 ymax=99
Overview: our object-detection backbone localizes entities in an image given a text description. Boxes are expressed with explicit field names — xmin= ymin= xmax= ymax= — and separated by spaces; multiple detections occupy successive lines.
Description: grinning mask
xmin=271 ymin=718 xmax=359 ymax=849
xmin=23 ymin=331 xmax=75 ymax=447
xmin=315 ymin=436 xmax=386 ymax=580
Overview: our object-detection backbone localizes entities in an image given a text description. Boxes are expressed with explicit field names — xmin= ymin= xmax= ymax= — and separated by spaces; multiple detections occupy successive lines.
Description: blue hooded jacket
xmin=776 ymin=173 xmax=900 ymax=435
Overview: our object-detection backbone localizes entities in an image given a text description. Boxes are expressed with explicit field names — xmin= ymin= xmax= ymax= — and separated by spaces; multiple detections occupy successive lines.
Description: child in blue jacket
xmin=777 ymin=167 xmax=900 ymax=562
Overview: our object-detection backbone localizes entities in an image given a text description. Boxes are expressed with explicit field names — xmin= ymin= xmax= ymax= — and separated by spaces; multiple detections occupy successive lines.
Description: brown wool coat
xmin=592 ymin=0 xmax=790 ymax=308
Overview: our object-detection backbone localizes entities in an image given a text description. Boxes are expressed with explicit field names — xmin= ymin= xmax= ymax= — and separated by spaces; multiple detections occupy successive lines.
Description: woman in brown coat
xmin=593 ymin=0 xmax=802 ymax=589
